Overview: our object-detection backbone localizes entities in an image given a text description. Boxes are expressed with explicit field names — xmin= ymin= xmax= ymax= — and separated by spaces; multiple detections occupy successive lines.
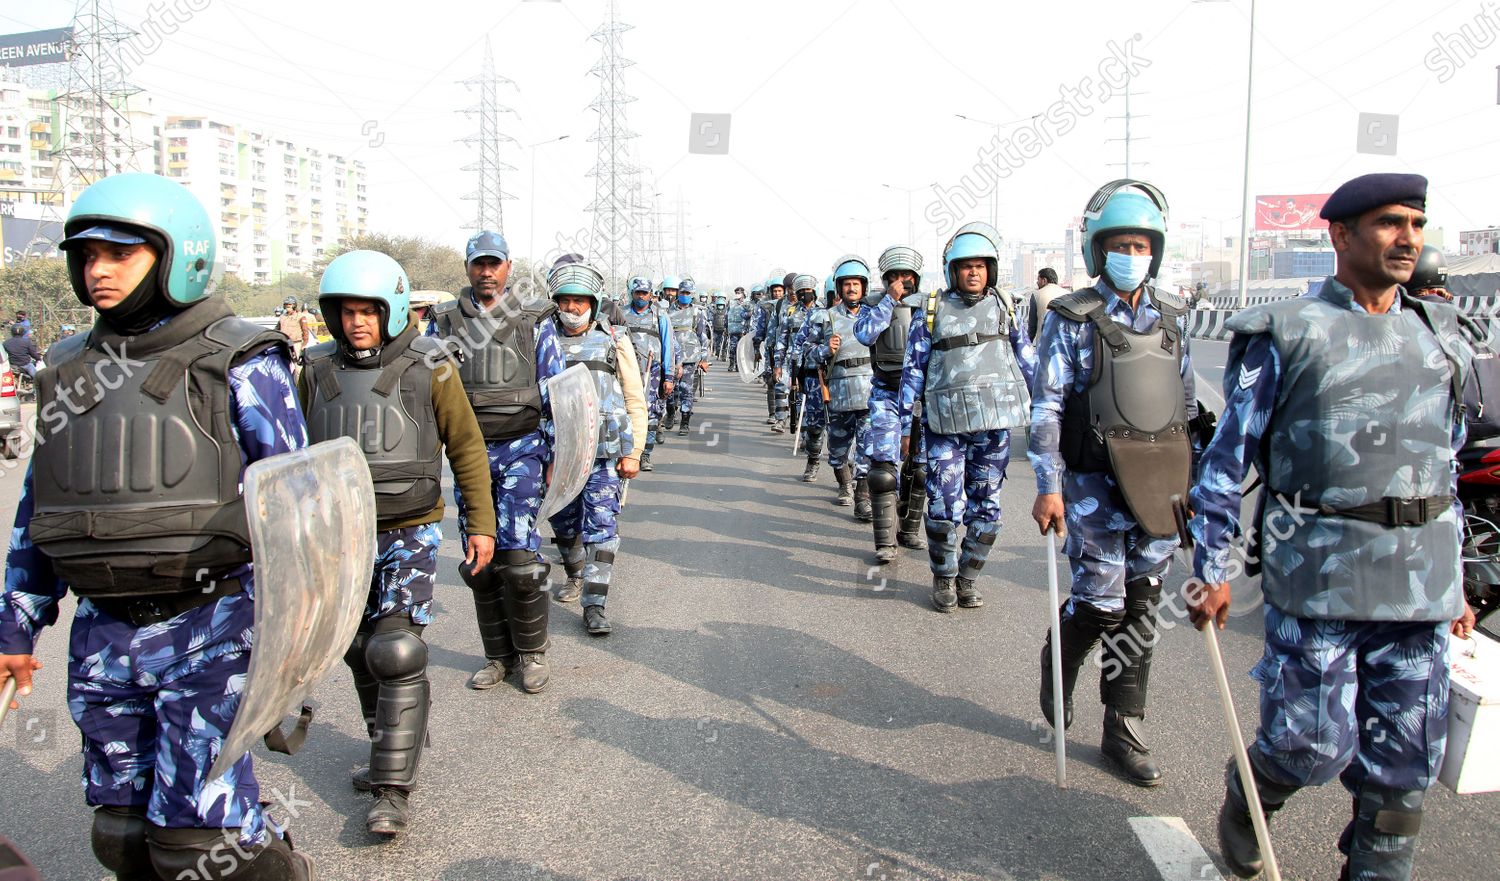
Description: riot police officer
xmin=777 ymin=274 xmax=817 ymax=450
xmin=547 ymin=262 xmax=648 ymax=634
xmin=0 ymin=173 xmax=314 ymax=878
xmin=668 ymin=277 xmax=710 ymax=437
xmin=301 ymin=250 xmax=496 ymax=836
xmin=1188 ymin=173 xmax=1478 ymax=881
xmin=788 ymin=275 xmax=830 ymax=481
xmin=727 ymin=286 xmax=750 ymax=371
xmin=711 ymin=293 xmax=730 ymax=360
xmin=811 ymin=256 xmax=877 ymax=518
xmin=429 ymin=231 xmax=567 ymax=695
xmin=621 ymin=276 xmax=674 ymax=472
xmin=902 ymin=223 xmax=1036 ymax=612
xmin=857 ymin=245 xmax=929 ymax=562
xmin=751 ymin=275 xmax=786 ymax=422
xmin=1029 ymin=180 xmax=1198 ymax=787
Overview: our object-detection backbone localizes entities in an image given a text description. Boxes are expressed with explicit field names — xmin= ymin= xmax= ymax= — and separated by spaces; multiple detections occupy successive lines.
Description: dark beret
xmin=1320 ymin=173 xmax=1427 ymax=223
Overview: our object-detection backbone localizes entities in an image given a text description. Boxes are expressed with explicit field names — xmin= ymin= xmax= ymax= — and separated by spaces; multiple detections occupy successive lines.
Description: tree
xmin=0 ymin=257 xmax=89 ymax=345
xmin=316 ymin=233 xmax=468 ymax=294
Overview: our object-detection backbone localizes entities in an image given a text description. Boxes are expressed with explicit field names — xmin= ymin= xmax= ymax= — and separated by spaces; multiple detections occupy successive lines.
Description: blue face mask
xmin=1104 ymin=251 xmax=1152 ymax=292
xmin=676 ymin=294 xmax=691 ymax=306
xmin=632 ymin=294 xmax=649 ymax=308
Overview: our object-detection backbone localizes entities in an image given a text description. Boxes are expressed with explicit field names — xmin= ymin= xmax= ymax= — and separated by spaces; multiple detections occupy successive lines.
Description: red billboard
xmin=1255 ymin=194 xmax=1331 ymax=232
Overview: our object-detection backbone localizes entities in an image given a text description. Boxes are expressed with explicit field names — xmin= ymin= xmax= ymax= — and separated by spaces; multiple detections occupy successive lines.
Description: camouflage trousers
xmin=922 ymin=428 xmax=1010 ymax=578
xmin=826 ymin=408 xmax=870 ymax=477
xmin=366 ymin=523 xmax=441 ymax=626
xmin=863 ymin=380 xmax=905 ymax=464
xmin=796 ymin=373 xmax=827 ymax=431
xmin=68 ymin=583 xmax=274 ymax=850
xmin=773 ymin=365 xmax=792 ymax=420
xmin=455 ymin=434 xmax=547 ymax=554
xmin=1061 ymin=470 xmax=1179 ymax=615
xmin=1251 ymin=606 xmax=1450 ymax=793
xmin=548 ymin=459 xmax=622 ymax=608
xmin=672 ymin=368 xmax=698 ymax=415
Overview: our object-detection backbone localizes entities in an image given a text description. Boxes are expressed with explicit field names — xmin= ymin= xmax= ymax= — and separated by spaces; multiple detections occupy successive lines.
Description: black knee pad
xmin=1123 ymin=576 xmax=1163 ymax=620
xmin=457 ymin=556 xmax=499 ymax=594
xmin=364 ymin=628 xmax=428 ymax=682
xmin=866 ymin=462 xmax=899 ymax=494
xmin=343 ymin=631 xmax=370 ymax=672
xmin=499 ymin=549 xmax=552 ymax=595
xmin=91 ymin=806 xmax=152 ymax=877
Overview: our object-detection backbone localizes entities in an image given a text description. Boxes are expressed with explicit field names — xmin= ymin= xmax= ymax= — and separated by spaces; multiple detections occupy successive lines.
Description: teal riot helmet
xmin=942 ymin=223 xmax=1000 ymax=290
xmin=59 ymin=172 xmax=219 ymax=307
xmin=823 ymin=273 xmax=836 ymax=307
xmin=659 ymin=275 xmax=682 ymax=296
xmin=318 ymin=249 xmax=412 ymax=342
xmin=1079 ymin=179 xmax=1168 ymax=280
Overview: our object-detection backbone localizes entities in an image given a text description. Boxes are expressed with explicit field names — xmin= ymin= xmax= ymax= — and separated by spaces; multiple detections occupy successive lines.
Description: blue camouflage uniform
xmin=751 ymin=297 xmax=782 ymax=418
xmin=668 ymin=303 xmax=709 ymax=418
xmin=1029 ymin=279 xmax=1199 ymax=613
xmin=854 ymin=290 xmax=921 ymax=465
xmin=726 ymin=301 xmax=750 ymax=370
xmin=1190 ymin=278 xmax=1470 ymax=880
xmin=1 ymin=348 xmax=305 ymax=853
xmin=777 ymin=301 xmax=815 ymax=433
xmin=901 ymin=292 xmax=1036 ymax=579
xmin=548 ymin=319 xmax=634 ymax=614
xmin=811 ymin=302 xmax=875 ymax=480
xmin=790 ymin=307 xmax=829 ymax=438
xmin=623 ymin=300 xmax=674 ymax=444
xmin=429 ymin=292 xmax=564 ymax=555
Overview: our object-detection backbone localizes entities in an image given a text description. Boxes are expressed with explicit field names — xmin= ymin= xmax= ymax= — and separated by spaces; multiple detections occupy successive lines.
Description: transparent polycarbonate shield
xmin=537 ymin=363 xmax=602 ymax=522
xmin=736 ymin=332 xmax=759 ymax=383
xmin=207 ymin=437 xmax=375 ymax=782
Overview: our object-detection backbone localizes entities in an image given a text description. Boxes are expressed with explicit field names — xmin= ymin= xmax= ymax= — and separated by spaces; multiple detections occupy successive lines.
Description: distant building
xmin=1461 ymin=228 xmax=1500 ymax=256
xmin=1271 ymin=247 xmax=1335 ymax=279
xmin=0 ymin=78 xmax=367 ymax=283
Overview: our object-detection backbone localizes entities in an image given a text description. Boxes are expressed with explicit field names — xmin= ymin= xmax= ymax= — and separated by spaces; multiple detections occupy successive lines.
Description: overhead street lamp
xmin=954 ymin=113 xmax=1041 ymax=231
xmin=528 ymin=134 xmax=570 ymax=263
xmin=1194 ymin=0 xmax=1257 ymax=307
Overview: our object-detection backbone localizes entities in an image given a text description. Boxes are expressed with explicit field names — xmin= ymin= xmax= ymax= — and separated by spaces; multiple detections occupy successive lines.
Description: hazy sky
xmin=14 ymin=0 xmax=1500 ymax=284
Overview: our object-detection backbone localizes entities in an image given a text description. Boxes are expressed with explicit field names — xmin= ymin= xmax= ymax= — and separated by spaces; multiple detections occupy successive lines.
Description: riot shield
xmin=736 ymin=333 xmax=759 ymax=383
xmin=538 ymin=363 xmax=602 ymax=522
xmin=207 ymin=437 xmax=376 ymax=782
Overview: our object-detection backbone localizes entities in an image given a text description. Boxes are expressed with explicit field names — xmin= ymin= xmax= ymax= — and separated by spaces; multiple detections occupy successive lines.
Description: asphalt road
xmin=1 ymin=347 xmax=1497 ymax=881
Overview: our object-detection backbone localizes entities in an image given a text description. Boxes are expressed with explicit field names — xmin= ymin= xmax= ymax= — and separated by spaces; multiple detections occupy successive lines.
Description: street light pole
xmin=528 ymin=134 xmax=570 ymax=264
xmin=1236 ymin=0 xmax=1257 ymax=308
xmin=848 ymin=216 xmax=886 ymax=259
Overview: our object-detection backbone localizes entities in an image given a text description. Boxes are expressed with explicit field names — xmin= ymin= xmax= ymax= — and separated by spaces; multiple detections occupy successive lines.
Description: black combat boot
xmin=1218 ymin=758 xmax=1300 ymax=878
xmin=1099 ymin=578 xmax=1164 ymax=786
xmin=678 ymin=412 xmax=691 ymax=437
xmin=853 ymin=477 xmax=873 ymax=522
xmin=834 ymin=465 xmax=853 ymax=506
xmin=460 ymin=562 xmax=515 ymax=690
xmin=931 ymin=575 xmax=958 ymax=612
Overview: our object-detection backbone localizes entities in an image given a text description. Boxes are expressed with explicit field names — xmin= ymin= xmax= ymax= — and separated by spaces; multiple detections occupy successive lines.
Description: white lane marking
xmin=1130 ymin=816 xmax=1224 ymax=881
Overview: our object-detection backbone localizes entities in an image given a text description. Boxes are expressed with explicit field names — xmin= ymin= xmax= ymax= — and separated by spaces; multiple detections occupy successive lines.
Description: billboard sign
xmin=0 ymin=28 xmax=71 ymax=68
xmin=1255 ymin=194 xmax=1331 ymax=232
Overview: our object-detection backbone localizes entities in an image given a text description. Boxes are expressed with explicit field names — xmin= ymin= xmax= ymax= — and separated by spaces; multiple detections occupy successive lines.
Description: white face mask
xmin=558 ymin=310 xmax=590 ymax=331
xmin=1105 ymin=251 xmax=1152 ymax=292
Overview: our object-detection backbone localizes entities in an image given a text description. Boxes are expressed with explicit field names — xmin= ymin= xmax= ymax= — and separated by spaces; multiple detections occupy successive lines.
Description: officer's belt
xmin=1272 ymin=491 xmax=1452 ymax=527
xmin=90 ymin=576 xmax=244 ymax=627
xmin=933 ymin=331 xmax=1002 ymax=352
xmin=833 ymin=357 xmax=871 ymax=369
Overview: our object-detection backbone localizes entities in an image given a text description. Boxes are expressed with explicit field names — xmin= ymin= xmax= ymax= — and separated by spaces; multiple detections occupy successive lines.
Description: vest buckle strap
xmin=1309 ymin=494 xmax=1451 ymax=527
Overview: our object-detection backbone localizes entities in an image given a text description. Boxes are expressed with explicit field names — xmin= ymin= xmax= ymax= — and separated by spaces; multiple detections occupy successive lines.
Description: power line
xmin=585 ymin=0 xmax=642 ymax=286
